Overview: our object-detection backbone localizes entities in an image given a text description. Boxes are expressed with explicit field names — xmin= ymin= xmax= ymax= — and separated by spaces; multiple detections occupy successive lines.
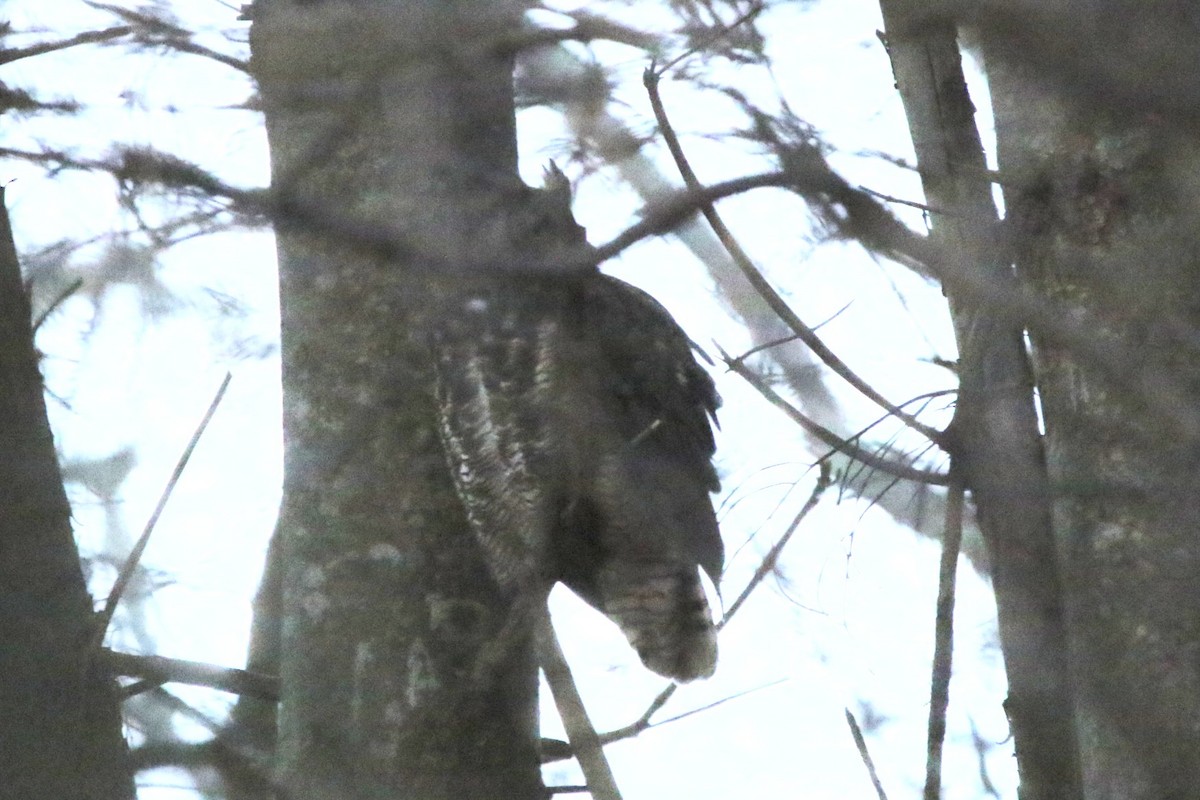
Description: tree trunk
xmin=982 ymin=5 xmax=1200 ymax=797
xmin=0 ymin=190 xmax=135 ymax=799
xmin=249 ymin=2 xmax=543 ymax=798
xmin=878 ymin=6 xmax=1082 ymax=798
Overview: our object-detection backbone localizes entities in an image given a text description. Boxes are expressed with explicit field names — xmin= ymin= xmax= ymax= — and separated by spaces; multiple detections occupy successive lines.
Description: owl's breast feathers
xmin=432 ymin=273 xmax=723 ymax=681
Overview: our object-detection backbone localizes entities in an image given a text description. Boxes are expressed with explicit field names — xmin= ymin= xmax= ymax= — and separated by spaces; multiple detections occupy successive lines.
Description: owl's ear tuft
xmin=541 ymin=161 xmax=572 ymax=205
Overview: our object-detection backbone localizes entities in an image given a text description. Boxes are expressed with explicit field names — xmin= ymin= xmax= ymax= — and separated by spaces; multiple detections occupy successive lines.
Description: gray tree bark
xmin=0 ymin=189 xmax=135 ymax=800
xmin=249 ymin=2 xmax=544 ymax=798
xmin=979 ymin=3 xmax=1200 ymax=797
xmin=879 ymin=5 xmax=1082 ymax=798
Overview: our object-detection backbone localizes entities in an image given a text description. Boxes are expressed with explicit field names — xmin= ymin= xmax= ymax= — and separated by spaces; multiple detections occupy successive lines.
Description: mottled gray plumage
xmin=431 ymin=171 xmax=723 ymax=681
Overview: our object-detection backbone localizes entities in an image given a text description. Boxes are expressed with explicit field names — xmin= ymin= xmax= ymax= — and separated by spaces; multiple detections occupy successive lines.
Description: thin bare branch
xmin=857 ymin=184 xmax=940 ymax=214
xmin=83 ymin=1 xmax=249 ymax=72
xmin=149 ymin=36 xmax=248 ymax=73
xmin=91 ymin=372 xmax=232 ymax=650
xmin=970 ymin=717 xmax=1003 ymax=798
xmin=653 ymin=678 xmax=788 ymax=728
xmin=536 ymin=608 xmax=623 ymax=800
xmin=721 ymin=463 xmax=831 ymax=626
xmin=544 ymin=677 xmax=789 ymax=765
xmin=924 ymin=466 xmax=965 ymax=800
xmin=544 ymin=676 xmax=681 ymax=764
xmin=742 ymin=109 xmax=1200 ymax=443
xmin=0 ymin=25 xmax=132 ymax=65
xmin=101 ymin=648 xmax=279 ymax=701
xmin=722 ymin=348 xmax=950 ymax=486
xmin=846 ymin=708 xmax=891 ymax=800
xmin=644 ymin=68 xmax=944 ymax=447
xmin=877 ymin=6 xmax=1082 ymax=796
xmin=505 ymin=12 xmax=664 ymax=53
xmin=652 ymin=1 xmax=766 ymax=75
xmin=0 ymin=146 xmax=101 ymax=171
xmin=590 ymin=171 xmax=811 ymax=265
xmin=0 ymin=143 xmax=812 ymax=278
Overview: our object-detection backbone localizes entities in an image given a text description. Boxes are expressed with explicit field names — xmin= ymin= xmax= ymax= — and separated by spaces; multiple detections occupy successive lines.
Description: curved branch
xmin=644 ymin=68 xmax=944 ymax=447
xmin=588 ymin=171 xmax=805 ymax=267
xmin=740 ymin=111 xmax=1200 ymax=442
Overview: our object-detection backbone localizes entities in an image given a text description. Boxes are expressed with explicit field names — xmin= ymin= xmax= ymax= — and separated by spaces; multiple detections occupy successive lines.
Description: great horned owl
xmin=430 ymin=169 xmax=723 ymax=681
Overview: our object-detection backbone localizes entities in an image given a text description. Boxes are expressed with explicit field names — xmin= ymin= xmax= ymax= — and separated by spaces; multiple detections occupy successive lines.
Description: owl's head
xmin=509 ymin=162 xmax=592 ymax=270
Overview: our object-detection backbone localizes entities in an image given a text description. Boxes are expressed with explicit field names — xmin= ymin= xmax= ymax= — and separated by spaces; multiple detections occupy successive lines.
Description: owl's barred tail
xmin=599 ymin=562 xmax=718 ymax=682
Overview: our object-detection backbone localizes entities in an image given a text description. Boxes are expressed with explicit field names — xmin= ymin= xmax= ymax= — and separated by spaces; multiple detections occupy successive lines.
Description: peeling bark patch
xmin=367 ymin=542 xmax=403 ymax=562
xmin=300 ymin=565 xmax=330 ymax=619
xmin=405 ymin=639 xmax=438 ymax=707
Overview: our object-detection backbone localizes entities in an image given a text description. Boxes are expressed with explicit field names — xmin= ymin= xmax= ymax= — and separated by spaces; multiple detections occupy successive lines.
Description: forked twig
xmin=651 ymin=1 xmax=767 ymax=76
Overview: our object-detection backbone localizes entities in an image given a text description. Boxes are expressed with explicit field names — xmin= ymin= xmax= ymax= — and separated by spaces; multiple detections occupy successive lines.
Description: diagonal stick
xmin=91 ymin=371 xmax=233 ymax=651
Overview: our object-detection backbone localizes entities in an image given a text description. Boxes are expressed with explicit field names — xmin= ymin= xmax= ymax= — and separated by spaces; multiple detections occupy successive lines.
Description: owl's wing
xmin=431 ymin=281 xmax=565 ymax=593
xmin=554 ymin=275 xmax=724 ymax=681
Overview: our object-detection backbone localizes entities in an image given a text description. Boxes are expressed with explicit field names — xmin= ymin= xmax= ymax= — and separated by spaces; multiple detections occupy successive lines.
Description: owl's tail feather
xmin=600 ymin=563 xmax=718 ymax=682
